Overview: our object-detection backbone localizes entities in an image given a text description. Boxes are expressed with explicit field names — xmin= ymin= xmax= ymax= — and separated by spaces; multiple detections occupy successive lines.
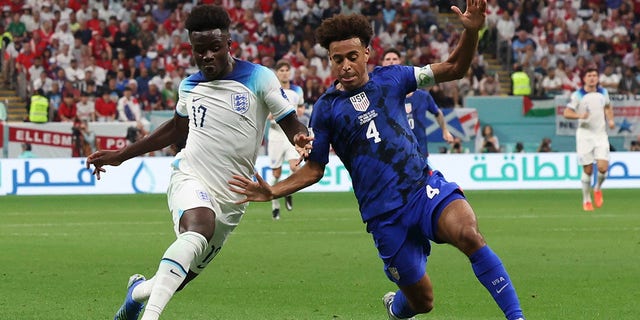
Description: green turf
xmin=1 ymin=189 xmax=639 ymax=319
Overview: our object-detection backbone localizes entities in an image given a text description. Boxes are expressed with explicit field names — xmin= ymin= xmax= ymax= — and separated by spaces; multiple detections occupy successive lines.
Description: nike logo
xmin=496 ymin=283 xmax=510 ymax=294
xmin=192 ymin=96 xmax=204 ymax=103
xmin=169 ymin=269 xmax=182 ymax=277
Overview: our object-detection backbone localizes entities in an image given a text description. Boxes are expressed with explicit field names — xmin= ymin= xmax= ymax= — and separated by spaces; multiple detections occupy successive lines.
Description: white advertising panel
xmin=1 ymin=153 xmax=639 ymax=196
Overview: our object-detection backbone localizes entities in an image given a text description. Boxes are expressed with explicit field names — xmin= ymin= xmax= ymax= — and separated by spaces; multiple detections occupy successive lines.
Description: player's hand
xmin=452 ymin=0 xmax=486 ymax=32
xmin=85 ymin=150 xmax=122 ymax=180
xmin=229 ymin=173 xmax=274 ymax=204
xmin=442 ymin=131 xmax=454 ymax=144
xmin=608 ymin=119 xmax=615 ymax=129
xmin=581 ymin=112 xmax=590 ymax=119
xmin=293 ymin=133 xmax=314 ymax=165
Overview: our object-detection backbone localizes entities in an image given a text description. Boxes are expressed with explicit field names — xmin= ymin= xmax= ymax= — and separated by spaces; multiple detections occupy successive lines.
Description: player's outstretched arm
xmin=86 ymin=114 xmax=189 ymax=179
xmin=230 ymin=160 xmax=325 ymax=204
xmin=435 ymin=110 xmax=454 ymax=143
xmin=431 ymin=0 xmax=486 ymax=83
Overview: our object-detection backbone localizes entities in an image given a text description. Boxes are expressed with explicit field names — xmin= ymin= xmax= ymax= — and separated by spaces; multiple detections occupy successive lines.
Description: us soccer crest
xmin=350 ymin=92 xmax=370 ymax=111
xmin=388 ymin=267 xmax=400 ymax=281
xmin=232 ymin=92 xmax=249 ymax=114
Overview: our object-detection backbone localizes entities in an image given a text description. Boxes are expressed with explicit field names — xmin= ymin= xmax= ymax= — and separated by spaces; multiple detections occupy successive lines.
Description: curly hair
xmin=185 ymin=4 xmax=231 ymax=34
xmin=315 ymin=14 xmax=373 ymax=50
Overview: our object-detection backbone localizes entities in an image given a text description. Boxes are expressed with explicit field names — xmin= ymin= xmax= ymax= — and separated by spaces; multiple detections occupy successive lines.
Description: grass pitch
xmin=1 ymin=189 xmax=639 ymax=319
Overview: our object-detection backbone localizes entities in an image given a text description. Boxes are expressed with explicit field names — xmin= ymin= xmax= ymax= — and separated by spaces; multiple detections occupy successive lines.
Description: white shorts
xmin=167 ymin=164 xmax=246 ymax=274
xmin=268 ymin=139 xmax=299 ymax=169
xmin=576 ymin=133 xmax=610 ymax=165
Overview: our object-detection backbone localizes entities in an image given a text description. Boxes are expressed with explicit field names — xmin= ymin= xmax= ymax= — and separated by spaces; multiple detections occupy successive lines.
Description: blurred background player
xmin=86 ymin=5 xmax=310 ymax=320
xmin=563 ymin=68 xmax=615 ymax=211
xmin=380 ymin=48 xmax=454 ymax=157
xmin=267 ymin=59 xmax=305 ymax=219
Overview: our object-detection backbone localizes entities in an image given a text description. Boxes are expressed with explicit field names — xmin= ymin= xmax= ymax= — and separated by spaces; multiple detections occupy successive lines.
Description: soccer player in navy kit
xmin=230 ymin=1 xmax=525 ymax=319
xmin=380 ymin=48 xmax=454 ymax=156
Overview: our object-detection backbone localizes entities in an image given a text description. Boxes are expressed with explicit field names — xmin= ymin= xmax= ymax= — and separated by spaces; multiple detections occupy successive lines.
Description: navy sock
xmin=391 ymin=290 xmax=417 ymax=318
xmin=470 ymin=246 xmax=524 ymax=320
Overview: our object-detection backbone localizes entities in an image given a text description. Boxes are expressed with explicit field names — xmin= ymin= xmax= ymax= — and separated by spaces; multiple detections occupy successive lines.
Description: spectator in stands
xmin=61 ymin=80 xmax=80 ymax=100
xmin=479 ymin=71 xmax=500 ymax=96
xmin=116 ymin=86 xmax=142 ymax=122
xmin=537 ymin=137 xmax=553 ymax=152
xmin=33 ymin=71 xmax=53 ymax=95
xmin=65 ymin=58 xmax=84 ymax=85
xmin=76 ymin=90 xmax=96 ymax=122
xmin=511 ymin=29 xmax=536 ymax=63
xmin=161 ymin=79 xmax=176 ymax=108
xmin=630 ymin=135 xmax=640 ymax=151
xmin=7 ymin=11 xmax=27 ymax=38
xmin=95 ymin=90 xmax=117 ymax=122
xmin=449 ymin=136 xmax=470 ymax=154
xmin=618 ymin=66 xmax=640 ymax=95
xmin=19 ymin=143 xmax=36 ymax=158
xmin=140 ymin=82 xmax=163 ymax=111
xmin=475 ymin=124 xmax=501 ymax=153
xmin=47 ymin=82 xmax=62 ymax=122
xmin=541 ymin=67 xmax=564 ymax=97
xmin=57 ymin=93 xmax=77 ymax=122
xmin=514 ymin=142 xmax=525 ymax=153
xmin=599 ymin=64 xmax=621 ymax=94
xmin=458 ymin=68 xmax=479 ymax=98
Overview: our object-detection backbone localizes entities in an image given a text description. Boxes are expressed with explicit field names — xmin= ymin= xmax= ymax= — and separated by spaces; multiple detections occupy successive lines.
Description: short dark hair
xmin=382 ymin=48 xmax=401 ymax=60
xmin=185 ymin=4 xmax=231 ymax=34
xmin=275 ymin=59 xmax=291 ymax=70
xmin=316 ymin=14 xmax=373 ymax=50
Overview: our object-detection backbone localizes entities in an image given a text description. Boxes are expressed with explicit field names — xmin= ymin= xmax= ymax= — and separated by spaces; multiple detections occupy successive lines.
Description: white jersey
xmin=268 ymin=84 xmax=304 ymax=143
xmin=566 ymin=87 xmax=611 ymax=138
xmin=174 ymin=59 xmax=295 ymax=204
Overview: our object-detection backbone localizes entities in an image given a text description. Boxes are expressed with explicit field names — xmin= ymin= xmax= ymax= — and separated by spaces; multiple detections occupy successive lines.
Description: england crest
xmin=232 ymin=92 xmax=250 ymax=114
xmin=350 ymin=92 xmax=370 ymax=111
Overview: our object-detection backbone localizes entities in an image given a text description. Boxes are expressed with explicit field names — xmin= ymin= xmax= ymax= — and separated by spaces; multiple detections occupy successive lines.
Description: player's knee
xmin=444 ymin=222 xmax=485 ymax=256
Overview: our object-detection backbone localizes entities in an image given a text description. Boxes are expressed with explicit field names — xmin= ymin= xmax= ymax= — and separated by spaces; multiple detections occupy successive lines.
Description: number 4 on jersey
xmin=366 ymin=120 xmax=381 ymax=143
xmin=426 ymin=185 xmax=439 ymax=199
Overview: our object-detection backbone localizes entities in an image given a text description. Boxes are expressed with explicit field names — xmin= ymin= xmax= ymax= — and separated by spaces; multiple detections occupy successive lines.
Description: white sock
xmin=132 ymin=276 xmax=155 ymax=302
xmin=270 ymin=176 xmax=280 ymax=210
xmin=141 ymin=231 xmax=208 ymax=320
xmin=596 ymin=171 xmax=607 ymax=190
xmin=581 ymin=171 xmax=592 ymax=203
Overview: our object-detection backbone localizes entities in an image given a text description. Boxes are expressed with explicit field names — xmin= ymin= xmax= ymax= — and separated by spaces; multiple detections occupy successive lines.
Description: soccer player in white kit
xmin=267 ymin=59 xmax=306 ymax=219
xmin=563 ymin=68 xmax=615 ymax=211
xmin=85 ymin=5 xmax=311 ymax=320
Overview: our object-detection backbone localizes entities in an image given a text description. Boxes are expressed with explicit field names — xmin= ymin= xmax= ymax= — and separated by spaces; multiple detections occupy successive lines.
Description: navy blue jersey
xmin=405 ymin=89 xmax=441 ymax=156
xmin=309 ymin=65 xmax=431 ymax=221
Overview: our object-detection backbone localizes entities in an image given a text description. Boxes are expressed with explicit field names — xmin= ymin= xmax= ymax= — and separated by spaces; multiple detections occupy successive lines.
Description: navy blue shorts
xmin=365 ymin=170 xmax=465 ymax=286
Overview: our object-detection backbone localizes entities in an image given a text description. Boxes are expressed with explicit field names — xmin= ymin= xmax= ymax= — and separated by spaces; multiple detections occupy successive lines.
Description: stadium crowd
xmin=1 ymin=0 xmax=639 ymax=124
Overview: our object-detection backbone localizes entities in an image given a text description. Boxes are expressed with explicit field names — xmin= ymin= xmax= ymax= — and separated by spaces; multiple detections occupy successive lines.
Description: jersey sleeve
xmin=258 ymin=66 xmax=295 ymax=121
xmin=423 ymin=91 xmax=440 ymax=115
xmin=292 ymin=85 xmax=305 ymax=106
xmin=566 ymin=91 xmax=579 ymax=110
xmin=307 ymin=98 xmax=331 ymax=165
xmin=602 ymin=88 xmax=611 ymax=106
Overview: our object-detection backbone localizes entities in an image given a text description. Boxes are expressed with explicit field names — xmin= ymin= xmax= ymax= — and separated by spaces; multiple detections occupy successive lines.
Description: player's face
xmin=583 ymin=71 xmax=599 ymax=88
xmin=329 ymin=37 xmax=370 ymax=91
xmin=190 ymin=29 xmax=232 ymax=81
xmin=381 ymin=52 xmax=400 ymax=66
xmin=276 ymin=65 xmax=291 ymax=84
